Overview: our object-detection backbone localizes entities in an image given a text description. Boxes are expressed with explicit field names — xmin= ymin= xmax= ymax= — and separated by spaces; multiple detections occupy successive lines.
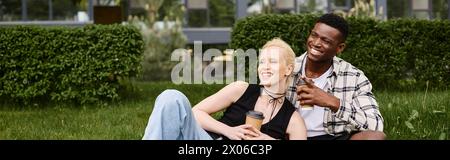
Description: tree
xmin=334 ymin=0 xmax=383 ymax=20
xmin=127 ymin=0 xmax=187 ymax=81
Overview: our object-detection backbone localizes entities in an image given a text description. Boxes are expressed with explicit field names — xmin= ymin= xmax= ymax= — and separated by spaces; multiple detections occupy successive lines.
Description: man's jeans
xmin=142 ymin=90 xmax=213 ymax=140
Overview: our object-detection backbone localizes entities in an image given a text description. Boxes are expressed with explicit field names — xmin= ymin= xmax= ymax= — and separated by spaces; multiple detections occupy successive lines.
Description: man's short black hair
xmin=316 ymin=13 xmax=349 ymax=41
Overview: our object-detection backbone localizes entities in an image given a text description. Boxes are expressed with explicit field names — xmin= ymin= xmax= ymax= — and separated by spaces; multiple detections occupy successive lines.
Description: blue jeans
xmin=142 ymin=90 xmax=213 ymax=140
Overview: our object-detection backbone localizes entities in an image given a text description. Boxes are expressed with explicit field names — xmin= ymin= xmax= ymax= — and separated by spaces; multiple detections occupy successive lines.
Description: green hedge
xmin=231 ymin=14 xmax=450 ymax=89
xmin=0 ymin=25 xmax=144 ymax=104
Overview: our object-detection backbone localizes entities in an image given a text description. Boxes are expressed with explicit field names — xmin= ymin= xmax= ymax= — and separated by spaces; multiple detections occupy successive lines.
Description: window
xmin=0 ymin=0 xmax=21 ymax=21
xmin=185 ymin=0 xmax=235 ymax=27
xmin=411 ymin=0 xmax=431 ymax=19
xmin=432 ymin=0 xmax=449 ymax=19
xmin=0 ymin=0 xmax=85 ymax=21
xmin=332 ymin=0 xmax=351 ymax=12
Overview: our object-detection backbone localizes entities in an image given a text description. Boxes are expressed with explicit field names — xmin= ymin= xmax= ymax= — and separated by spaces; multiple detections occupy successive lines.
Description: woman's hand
xmin=243 ymin=126 xmax=276 ymax=140
xmin=223 ymin=124 xmax=259 ymax=140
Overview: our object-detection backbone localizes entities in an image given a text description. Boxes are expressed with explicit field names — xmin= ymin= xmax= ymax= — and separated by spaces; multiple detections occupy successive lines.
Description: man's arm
xmin=297 ymin=75 xmax=384 ymax=132
xmin=333 ymin=74 xmax=384 ymax=132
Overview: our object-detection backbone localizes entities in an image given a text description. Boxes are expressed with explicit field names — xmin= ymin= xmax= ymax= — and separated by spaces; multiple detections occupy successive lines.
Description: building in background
xmin=0 ymin=0 xmax=449 ymax=44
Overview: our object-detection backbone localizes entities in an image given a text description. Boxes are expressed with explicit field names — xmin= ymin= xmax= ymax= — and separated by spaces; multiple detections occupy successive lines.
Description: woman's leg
xmin=142 ymin=89 xmax=212 ymax=140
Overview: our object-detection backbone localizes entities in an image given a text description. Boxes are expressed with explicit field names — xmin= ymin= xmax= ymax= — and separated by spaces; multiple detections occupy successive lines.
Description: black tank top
xmin=209 ymin=84 xmax=296 ymax=140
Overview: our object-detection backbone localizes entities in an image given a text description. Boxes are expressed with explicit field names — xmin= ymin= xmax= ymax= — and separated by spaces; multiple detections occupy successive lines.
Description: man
xmin=286 ymin=13 xmax=385 ymax=140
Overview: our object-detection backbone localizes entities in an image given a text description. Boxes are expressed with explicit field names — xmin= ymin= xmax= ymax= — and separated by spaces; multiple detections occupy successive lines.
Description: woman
xmin=142 ymin=38 xmax=307 ymax=140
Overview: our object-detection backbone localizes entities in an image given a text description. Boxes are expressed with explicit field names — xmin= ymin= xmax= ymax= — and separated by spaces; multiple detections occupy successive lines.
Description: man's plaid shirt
xmin=286 ymin=53 xmax=384 ymax=135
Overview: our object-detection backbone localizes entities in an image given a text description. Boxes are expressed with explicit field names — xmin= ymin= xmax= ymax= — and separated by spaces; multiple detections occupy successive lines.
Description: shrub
xmin=231 ymin=14 xmax=450 ymax=89
xmin=231 ymin=14 xmax=317 ymax=55
xmin=0 ymin=24 xmax=144 ymax=104
xmin=340 ymin=17 xmax=409 ymax=88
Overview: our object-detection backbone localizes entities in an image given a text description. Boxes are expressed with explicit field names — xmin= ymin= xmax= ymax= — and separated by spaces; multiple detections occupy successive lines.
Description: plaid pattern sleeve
xmin=329 ymin=67 xmax=384 ymax=133
xmin=286 ymin=53 xmax=384 ymax=135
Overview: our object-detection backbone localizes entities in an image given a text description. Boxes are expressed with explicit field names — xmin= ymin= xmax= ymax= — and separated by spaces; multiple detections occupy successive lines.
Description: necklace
xmin=261 ymin=87 xmax=285 ymax=121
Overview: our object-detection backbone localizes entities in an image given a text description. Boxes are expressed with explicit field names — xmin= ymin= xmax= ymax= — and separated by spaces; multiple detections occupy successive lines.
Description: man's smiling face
xmin=306 ymin=22 xmax=345 ymax=63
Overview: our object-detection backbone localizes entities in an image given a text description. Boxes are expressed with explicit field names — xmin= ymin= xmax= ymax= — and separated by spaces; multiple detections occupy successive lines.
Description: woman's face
xmin=258 ymin=46 xmax=291 ymax=87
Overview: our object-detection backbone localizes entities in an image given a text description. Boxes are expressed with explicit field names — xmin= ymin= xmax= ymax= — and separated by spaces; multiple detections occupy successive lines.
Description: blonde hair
xmin=261 ymin=38 xmax=296 ymax=88
xmin=261 ymin=38 xmax=296 ymax=68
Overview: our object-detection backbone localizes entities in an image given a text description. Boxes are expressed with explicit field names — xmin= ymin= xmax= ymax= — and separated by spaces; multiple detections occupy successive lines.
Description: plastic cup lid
xmin=246 ymin=110 xmax=264 ymax=120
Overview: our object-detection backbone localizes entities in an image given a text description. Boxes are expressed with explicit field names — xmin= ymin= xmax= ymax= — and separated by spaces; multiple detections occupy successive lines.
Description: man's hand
xmin=296 ymin=76 xmax=340 ymax=112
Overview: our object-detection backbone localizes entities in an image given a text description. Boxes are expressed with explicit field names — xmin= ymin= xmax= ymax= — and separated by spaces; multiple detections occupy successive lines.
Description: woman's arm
xmin=192 ymin=81 xmax=257 ymax=140
xmin=243 ymin=112 xmax=307 ymax=140
xmin=286 ymin=112 xmax=307 ymax=140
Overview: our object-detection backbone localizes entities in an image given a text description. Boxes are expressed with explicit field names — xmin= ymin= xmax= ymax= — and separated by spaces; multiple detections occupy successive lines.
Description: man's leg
xmin=350 ymin=131 xmax=386 ymax=140
xmin=142 ymin=89 xmax=212 ymax=140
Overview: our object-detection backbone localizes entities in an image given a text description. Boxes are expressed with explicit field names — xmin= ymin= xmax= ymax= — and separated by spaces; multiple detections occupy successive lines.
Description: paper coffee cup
xmin=245 ymin=110 xmax=264 ymax=130
xmin=301 ymin=104 xmax=313 ymax=110
xmin=297 ymin=79 xmax=314 ymax=110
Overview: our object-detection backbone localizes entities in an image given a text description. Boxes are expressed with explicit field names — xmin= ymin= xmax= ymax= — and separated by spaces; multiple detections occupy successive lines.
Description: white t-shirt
xmin=298 ymin=58 xmax=332 ymax=137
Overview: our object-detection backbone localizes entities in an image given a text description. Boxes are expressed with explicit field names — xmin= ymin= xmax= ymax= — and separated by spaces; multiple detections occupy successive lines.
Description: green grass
xmin=0 ymin=81 xmax=448 ymax=139
xmin=0 ymin=82 xmax=224 ymax=140
xmin=377 ymin=90 xmax=449 ymax=140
